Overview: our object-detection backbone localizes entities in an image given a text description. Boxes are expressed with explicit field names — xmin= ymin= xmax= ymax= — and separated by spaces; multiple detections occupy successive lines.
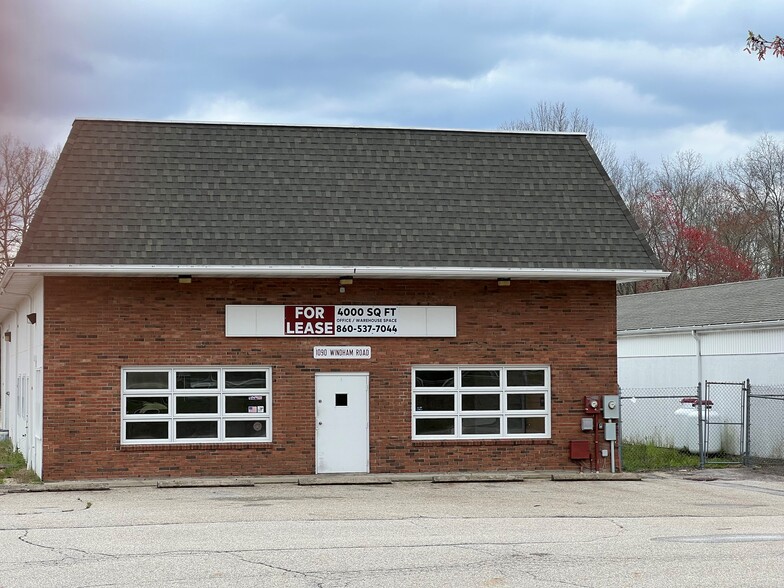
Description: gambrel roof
xmin=15 ymin=120 xmax=662 ymax=279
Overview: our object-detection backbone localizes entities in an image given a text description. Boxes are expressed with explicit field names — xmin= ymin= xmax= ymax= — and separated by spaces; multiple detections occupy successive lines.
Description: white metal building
xmin=617 ymin=278 xmax=784 ymax=458
xmin=0 ymin=276 xmax=44 ymax=475
xmin=617 ymin=278 xmax=784 ymax=388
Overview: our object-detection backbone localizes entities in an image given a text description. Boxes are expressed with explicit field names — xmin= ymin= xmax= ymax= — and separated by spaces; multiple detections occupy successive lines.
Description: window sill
xmin=411 ymin=438 xmax=554 ymax=446
xmin=120 ymin=442 xmax=272 ymax=451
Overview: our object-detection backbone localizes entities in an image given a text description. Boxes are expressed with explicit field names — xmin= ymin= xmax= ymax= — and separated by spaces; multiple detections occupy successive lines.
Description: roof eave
xmin=618 ymin=320 xmax=784 ymax=336
xmin=3 ymin=264 xmax=669 ymax=284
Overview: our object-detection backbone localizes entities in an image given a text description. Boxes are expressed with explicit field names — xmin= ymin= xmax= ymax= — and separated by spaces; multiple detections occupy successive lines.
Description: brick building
xmin=0 ymin=120 xmax=664 ymax=480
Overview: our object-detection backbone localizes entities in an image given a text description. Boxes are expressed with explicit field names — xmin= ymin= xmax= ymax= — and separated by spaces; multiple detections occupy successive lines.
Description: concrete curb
xmin=432 ymin=473 xmax=528 ymax=483
xmin=551 ymin=473 xmax=643 ymax=481
xmin=298 ymin=475 xmax=393 ymax=486
xmin=2 ymin=482 xmax=111 ymax=493
xmin=157 ymin=478 xmax=256 ymax=488
xmin=1 ymin=470 xmax=631 ymax=493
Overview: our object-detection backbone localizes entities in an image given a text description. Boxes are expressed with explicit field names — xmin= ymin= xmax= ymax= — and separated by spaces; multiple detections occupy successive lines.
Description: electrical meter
xmin=584 ymin=396 xmax=601 ymax=414
xmin=603 ymin=395 xmax=620 ymax=419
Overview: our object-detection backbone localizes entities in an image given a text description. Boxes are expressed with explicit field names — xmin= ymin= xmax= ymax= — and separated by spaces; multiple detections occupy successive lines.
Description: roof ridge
xmin=72 ymin=118 xmax=589 ymax=137
xmin=620 ymin=277 xmax=784 ymax=299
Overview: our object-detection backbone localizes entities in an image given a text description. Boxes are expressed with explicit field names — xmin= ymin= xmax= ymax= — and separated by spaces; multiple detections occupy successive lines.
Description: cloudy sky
xmin=2 ymin=0 xmax=783 ymax=166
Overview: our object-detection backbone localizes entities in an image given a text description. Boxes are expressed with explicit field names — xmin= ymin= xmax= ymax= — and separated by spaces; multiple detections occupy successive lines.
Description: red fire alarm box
xmin=570 ymin=440 xmax=591 ymax=460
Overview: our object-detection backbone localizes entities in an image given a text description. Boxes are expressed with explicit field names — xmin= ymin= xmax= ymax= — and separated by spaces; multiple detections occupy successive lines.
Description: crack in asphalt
xmin=526 ymin=571 xmax=591 ymax=588
xmin=609 ymin=518 xmax=626 ymax=531
xmin=5 ymin=538 xmax=536 ymax=586
xmin=17 ymin=529 xmax=119 ymax=561
xmin=227 ymin=551 xmax=326 ymax=582
xmin=4 ymin=510 xmax=779 ymax=534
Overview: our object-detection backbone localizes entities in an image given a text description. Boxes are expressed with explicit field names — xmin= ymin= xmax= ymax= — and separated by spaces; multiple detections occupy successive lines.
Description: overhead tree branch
xmin=745 ymin=31 xmax=784 ymax=60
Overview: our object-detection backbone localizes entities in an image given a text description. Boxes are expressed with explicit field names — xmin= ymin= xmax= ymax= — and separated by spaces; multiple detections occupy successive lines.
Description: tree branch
xmin=745 ymin=31 xmax=784 ymax=60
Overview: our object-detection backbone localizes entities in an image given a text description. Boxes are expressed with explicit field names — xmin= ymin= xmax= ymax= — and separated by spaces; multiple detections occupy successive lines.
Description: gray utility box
xmin=603 ymin=395 xmax=620 ymax=420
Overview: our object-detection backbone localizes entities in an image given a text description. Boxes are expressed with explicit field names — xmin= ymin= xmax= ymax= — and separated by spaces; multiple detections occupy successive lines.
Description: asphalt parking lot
xmin=2 ymin=469 xmax=784 ymax=587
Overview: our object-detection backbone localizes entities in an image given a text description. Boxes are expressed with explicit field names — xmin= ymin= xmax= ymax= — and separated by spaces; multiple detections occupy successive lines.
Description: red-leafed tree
xmin=634 ymin=190 xmax=757 ymax=291
xmin=679 ymin=225 xmax=758 ymax=287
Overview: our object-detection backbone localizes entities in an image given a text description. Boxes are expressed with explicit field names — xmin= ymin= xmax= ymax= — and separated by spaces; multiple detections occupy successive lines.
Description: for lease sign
xmin=285 ymin=305 xmax=398 ymax=336
xmin=226 ymin=305 xmax=456 ymax=338
xmin=284 ymin=305 xmax=336 ymax=335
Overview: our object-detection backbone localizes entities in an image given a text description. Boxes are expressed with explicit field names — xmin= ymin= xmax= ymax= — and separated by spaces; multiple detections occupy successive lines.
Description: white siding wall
xmin=618 ymin=326 xmax=784 ymax=459
xmin=0 ymin=279 xmax=44 ymax=476
xmin=618 ymin=327 xmax=784 ymax=387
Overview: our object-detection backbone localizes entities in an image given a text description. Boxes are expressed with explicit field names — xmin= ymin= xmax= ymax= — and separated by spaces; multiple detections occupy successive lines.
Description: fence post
xmin=617 ymin=385 xmax=623 ymax=472
xmin=744 ymin=379 xmax=752 ymax=467
xmin=697 ymin=381 xmax=704 ymax=469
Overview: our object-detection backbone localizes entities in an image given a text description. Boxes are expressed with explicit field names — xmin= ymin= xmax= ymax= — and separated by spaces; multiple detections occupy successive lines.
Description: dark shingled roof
xmin=17 ymin=120 xmax=660 ymax=270
xmin=617 ymin=278 xmax=784 ymax=332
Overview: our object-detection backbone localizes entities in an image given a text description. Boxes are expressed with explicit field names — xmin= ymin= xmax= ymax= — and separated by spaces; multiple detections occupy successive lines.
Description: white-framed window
xmin=412 ymin=365 xmax=550 ymax=440
xmin=121 ymin=367 xmax=272 ymax=445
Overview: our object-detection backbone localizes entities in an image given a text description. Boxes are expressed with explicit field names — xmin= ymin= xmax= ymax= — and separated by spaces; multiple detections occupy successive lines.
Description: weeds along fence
xmin=619 ymin=383 xmax=784 ymax=470
xmin=748 ymin=385 xmax=784 ymax=462
xmin=618 ymin=387 xmax=701 ymax=470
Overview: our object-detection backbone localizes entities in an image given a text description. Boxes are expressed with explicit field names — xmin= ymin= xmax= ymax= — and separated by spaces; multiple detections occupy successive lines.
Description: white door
xmin=315 ymin=373 xmax=369 ymax=474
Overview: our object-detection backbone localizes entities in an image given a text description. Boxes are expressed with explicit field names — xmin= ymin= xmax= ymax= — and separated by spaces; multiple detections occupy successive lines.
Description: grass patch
xmin=0 ymin=439 xmax=41 ymax=484
xmin=621 ymin=442 xmax=700 ymax=472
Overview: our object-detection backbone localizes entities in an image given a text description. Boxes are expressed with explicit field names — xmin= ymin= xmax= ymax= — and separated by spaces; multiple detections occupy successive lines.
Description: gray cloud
xmin=2 ymin=0 xmax=783 ymax=164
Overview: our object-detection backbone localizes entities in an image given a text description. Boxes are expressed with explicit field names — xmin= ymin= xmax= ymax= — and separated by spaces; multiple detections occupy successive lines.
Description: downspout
xmin=691 ymin=329 xmax=703 ymax=387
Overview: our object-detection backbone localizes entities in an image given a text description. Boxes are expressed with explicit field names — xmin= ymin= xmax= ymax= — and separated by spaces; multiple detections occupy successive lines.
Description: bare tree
xmin=620 ymin=151 xmax=766 ymax=292
xmin=615 ymin=154 xmax=654 ymax=213
xmin=500 ymin=101 xmax=621 ymax=183
xmin=0 ymin=135 xmax=58 ymax=273
xmin=722 ymin=135 xmax=784 ymax=277
xmin=655 ymin=150 xmax=717 ymax=227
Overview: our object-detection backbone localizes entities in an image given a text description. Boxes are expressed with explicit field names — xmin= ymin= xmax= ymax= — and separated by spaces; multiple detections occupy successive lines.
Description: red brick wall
xmin=42 ymin=277 xmax=617 ymax=481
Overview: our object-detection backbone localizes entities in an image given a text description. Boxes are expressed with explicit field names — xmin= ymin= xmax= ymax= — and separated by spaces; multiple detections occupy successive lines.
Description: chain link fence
xmin=702 ymin=381 xmax=748 ymax=466
xmin=618 ymin=387 xmax=702 ymax=471
xmin=619 ymin=382 xmax=784 ymax=471
xmin=748 ymin=384 xmax=784 ymax=464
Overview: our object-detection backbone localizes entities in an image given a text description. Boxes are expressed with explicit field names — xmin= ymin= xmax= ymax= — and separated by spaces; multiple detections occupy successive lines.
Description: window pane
xmin=414 ymin=370 xmax=455 ymax=388
xmin=507 ymin=393 xmax=545 ymax=411
xmin=226 ymin=420 xmax=267 ymax=438
xmin=225 ymin=395 xmax=268 ymax=414
xmin=175 ymin=371 xmax=218 ymax=390
xmin=507 ymin=417 xmax=546 ymax=434
xmin=126 ymin=421 xmax=168 ymax=440
xmin=176 ymin=396 xmax=218 ymax=414
xmin=414 ymin=394 xmax=455 ymax=412
xmin=507 ymin=369 xmax=545 ymax=387
xmin=126 ymin=396 xmax=170 ymax=415
xmin=461 ymin=394 xmax=500 ymax=411
xmin=176 ymin=421 xmax=218 ymax=439
xmin=126 ymin=371 xmax=169 ymax=390
xmin=461 ymin=370 xmax=500 ymax=387
xmin=415 ymin=418 xmax=455 ymax=436
xmin=461 ymin=417 xmax=501 ymax=435
xmin=225 ymin=371 xmax=267 ymax=389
